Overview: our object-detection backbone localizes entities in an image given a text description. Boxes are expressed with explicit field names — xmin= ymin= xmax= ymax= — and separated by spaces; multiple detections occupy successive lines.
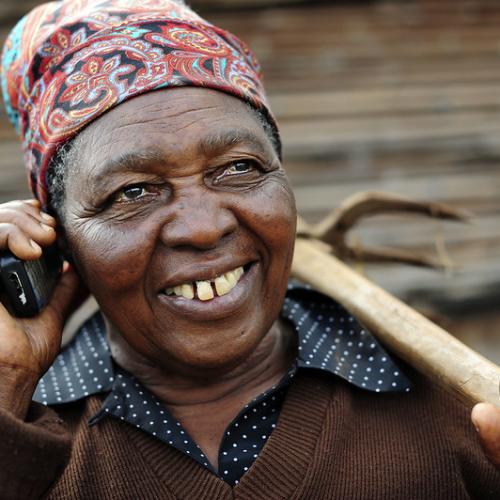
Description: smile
xmin=163 ymin=266 xmax=245 ymax=301
xmin=157 ymin=262 xmax=258 ymax=321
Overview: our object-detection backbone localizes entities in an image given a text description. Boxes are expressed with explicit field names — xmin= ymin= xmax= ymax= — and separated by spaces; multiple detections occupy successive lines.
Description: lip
xmin=157 ymin=261 xmax=259 ymax=321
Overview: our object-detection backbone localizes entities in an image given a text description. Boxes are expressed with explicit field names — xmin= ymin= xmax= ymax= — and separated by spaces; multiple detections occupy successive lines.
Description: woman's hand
xmin=472 ymin=403 xmax=500 ymax=469
xmin=0 ymin=199 xmax=84 ymax=419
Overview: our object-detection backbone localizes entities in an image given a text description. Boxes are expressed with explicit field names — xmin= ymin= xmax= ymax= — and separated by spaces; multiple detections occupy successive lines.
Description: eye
xmin=224 ymin=161 xmax=253 ymax=176
xmin=214 ymin=160 xmax=259 ymax=184
xmin=114 ymin=184 xmax=149 ymax=203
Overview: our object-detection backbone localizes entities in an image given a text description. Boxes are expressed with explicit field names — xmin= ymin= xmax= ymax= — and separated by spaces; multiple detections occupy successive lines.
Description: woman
xmin=0 ymin=1 xmax=499 ymax=498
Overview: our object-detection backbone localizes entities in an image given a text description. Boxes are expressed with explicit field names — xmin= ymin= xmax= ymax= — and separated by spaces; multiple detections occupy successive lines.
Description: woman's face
xmin=62 ymin=88 xmax=297 ymax=375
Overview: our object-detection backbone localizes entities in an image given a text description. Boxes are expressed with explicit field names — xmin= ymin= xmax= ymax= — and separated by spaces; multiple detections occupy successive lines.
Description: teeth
xmin=214 ymin=275 xmax=232 ymax=296
xmin=165 ymin=265 xmax=245 ymax=301
xmin=180 ymin=283 xmax=194 ymax=299
xmin=196 ymin=281 xmax=214 ymax=301
xmin=225 ymin=270 xmax=237 ymax=289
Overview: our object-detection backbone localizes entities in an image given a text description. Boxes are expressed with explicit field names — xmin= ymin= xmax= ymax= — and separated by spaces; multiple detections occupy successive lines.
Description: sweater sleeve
xmin=0 ymin=402 xmax=72 ymax=500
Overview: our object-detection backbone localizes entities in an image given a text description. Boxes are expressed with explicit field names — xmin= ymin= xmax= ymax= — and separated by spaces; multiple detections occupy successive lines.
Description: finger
xmin=0 ymin=212 xmax=57 ymax=254
xmin=25 ymin=199 xmax=40 ymax=207
xmin=42 ymin=266 xmax=89 ymax=331
xmin=0 ymin=205 xmax=56 ymax=231
xmin=0 ymin=208 xmax=57 ymax=242
xmin=0 ymin=223 xmax=43 ymax=260
xmin=39 ymin=211 xmax=57 ymax=227
xmin=0 ymin=220 xmax=55 ymax=259
xmin=0 ymin=200 xmax=41 ymax=218
xmin=21 ymin=213 xmax=57 ymax=245
xmin=471 ymin=403 xmax=500 ymax=468
xmin=1 ymin=200 xmax=54 ymax=226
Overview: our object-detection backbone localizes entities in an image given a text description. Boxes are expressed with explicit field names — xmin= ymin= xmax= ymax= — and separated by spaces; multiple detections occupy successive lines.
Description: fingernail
xmin=30 ymin=239 xmax=41 ymax=252
xmin=471 ymin=418 xmax=480 ymax=432
xmin=41 ymin=223 xmax=53 ymax=232
xmin=470 ymin=417 xmax=480 ymax=432
xmin=41 ymin=212 xmax=53 ymax=222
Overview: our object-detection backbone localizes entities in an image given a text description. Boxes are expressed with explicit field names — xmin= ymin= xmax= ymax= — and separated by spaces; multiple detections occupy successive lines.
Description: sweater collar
xmin=33 ymin=281 xmax=411 ymax=405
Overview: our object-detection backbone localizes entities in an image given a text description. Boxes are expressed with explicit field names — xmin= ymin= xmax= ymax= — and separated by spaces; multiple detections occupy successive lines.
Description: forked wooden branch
xmin=292 ymin=210 xmax=500 ymax=409
xmin=298 ymin=191 xmax=471 ymax=269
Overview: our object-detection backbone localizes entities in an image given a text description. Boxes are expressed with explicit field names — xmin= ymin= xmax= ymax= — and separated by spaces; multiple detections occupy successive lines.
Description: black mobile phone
xmin=0 ymin=246 xmax=63 ymax=317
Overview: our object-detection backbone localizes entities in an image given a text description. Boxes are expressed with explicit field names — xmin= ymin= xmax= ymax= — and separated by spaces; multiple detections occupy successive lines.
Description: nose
xmin=160 ymin=190 xmax=238 ymax=250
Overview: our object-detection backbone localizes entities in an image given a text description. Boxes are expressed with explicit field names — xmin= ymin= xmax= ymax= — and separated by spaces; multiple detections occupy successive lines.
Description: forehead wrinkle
xmin=198 ymin=128 xmax=268 ymax=157
xmin=89 ymin=149 xmax=167 ymax=186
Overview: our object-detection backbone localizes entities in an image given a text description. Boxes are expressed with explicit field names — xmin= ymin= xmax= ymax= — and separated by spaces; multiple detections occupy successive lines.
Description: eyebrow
xmin=98 ymin=150 xmax=166 ymax=176
xmin=198 ymin=128 xmax=269 ymax=157
xmin=89 ymin=149 xmax=167 ymax=189
xmin=89 ymin=128 xmax=270 ymax=187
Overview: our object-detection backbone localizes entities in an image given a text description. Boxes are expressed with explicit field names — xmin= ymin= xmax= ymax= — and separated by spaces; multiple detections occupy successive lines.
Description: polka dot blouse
xmin=33 ymin=281 xmax=411 ymax=485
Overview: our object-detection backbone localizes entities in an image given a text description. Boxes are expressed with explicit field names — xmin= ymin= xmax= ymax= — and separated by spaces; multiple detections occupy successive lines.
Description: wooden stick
xmin=291 ymin=236 xmax=500 ymax=408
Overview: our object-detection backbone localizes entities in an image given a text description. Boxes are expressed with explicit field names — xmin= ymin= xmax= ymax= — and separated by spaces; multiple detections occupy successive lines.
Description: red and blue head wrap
xmin=1 ymin=0 xmax=278 ymax=207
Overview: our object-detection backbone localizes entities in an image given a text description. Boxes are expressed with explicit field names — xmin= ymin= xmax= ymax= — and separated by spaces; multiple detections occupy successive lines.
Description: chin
xmin=153 ymin=320 xmax=272 ymax=376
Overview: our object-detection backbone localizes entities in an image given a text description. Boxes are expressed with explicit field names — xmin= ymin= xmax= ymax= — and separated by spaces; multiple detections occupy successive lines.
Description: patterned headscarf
xmin=1 ymin=0 xmax=278 ymax=207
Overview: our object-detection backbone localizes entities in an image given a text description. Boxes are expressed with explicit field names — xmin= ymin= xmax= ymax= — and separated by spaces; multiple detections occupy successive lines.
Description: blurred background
xmin=1 ymin=0 xmax=499 ymax=361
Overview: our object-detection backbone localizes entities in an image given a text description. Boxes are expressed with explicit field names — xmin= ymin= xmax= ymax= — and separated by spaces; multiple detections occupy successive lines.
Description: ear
xmin=55 ymin=222 xmax=90 ymax=288
xmin=55 ymin=224 xmax=75 ymax=266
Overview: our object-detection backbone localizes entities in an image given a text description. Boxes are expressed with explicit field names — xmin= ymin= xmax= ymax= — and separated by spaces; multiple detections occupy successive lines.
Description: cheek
xmin=232 ymin=176 xmax=296 ymax=310
xmin=245 ymin=177 xmax=297 ymax=256
xmin=66 ymin=218 xmax=156 ymax=295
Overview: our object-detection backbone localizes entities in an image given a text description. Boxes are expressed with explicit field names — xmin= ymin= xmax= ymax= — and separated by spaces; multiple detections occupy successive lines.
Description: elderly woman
xmin=0 ymin=0 xmax=499 ymax=498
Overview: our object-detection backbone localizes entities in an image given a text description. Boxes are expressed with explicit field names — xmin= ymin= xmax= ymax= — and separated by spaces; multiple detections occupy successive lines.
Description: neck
xmin=106 ymin=319 xmax=296 ymax=469
xmin=107 ymin=319 xmax=295 ymax=406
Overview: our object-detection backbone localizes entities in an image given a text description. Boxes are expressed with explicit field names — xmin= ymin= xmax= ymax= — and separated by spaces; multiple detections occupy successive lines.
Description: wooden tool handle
xmin=292 ymin=237 xmax=500 ymax=408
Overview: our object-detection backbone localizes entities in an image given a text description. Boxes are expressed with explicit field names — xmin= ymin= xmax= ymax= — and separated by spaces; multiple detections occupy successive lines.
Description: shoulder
xmin=291 ymin=367 xmax=500 ymax=497
xmin=311 ymin=363 xmax=500 ymax=496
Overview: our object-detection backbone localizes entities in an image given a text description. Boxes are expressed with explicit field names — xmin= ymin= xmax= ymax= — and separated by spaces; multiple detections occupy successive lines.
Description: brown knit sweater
xmin=1 ymin=367 xmax=499 ymax=499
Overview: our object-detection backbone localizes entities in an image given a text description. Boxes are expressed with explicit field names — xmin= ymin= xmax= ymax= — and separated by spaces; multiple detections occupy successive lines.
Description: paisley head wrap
xmin=1 ymin=0 xmax=278 ymax=207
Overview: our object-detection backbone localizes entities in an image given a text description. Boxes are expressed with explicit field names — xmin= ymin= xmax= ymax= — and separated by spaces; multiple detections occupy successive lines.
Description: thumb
xmin=471 ymin=403 xmax=500 ymax=468
xmin=42 ymin=264 xmax=89 ymax=330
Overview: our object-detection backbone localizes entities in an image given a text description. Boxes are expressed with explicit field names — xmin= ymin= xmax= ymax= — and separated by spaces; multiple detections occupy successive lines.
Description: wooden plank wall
xmin=1 ymin=0 xmax=499 ymax=360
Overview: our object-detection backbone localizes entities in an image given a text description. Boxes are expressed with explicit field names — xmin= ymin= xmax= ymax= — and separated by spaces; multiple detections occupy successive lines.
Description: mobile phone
xmin=0 ymin=246 xmax=63 ymax=317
